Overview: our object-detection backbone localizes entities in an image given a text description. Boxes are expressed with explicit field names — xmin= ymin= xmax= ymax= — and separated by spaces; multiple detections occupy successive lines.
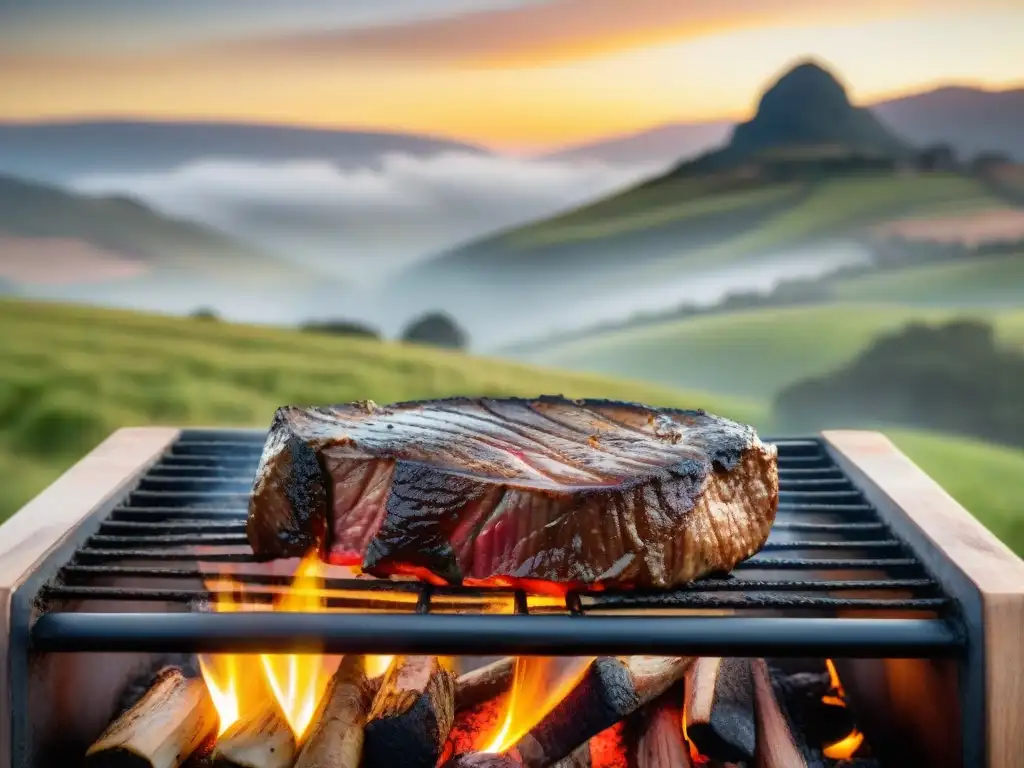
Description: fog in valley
xmin=8 ymin=153 xmax=869 ymax=348
xmin=69 ymin=152 xmax=662 ymax=282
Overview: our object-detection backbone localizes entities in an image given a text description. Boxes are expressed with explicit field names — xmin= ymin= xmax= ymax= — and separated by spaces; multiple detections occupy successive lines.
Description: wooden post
xmin=824 ymin=430 xmax=1024 ymax=768
xmin=0 ymin=427 xmax=180 ymax=768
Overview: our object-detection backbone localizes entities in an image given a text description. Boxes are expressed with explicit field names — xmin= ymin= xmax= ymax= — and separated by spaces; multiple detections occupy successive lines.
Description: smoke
xmin=70 ymin=152 xmax=662 ymax=282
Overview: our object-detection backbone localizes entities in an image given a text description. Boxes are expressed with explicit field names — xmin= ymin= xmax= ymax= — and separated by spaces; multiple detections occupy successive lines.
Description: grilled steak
xmin=246 ymin=396 xmax=778 ymax=589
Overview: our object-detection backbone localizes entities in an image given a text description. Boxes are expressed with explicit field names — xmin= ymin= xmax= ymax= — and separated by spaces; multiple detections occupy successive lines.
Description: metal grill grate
xmin=29 ymin=430 xmax=964 ymax=657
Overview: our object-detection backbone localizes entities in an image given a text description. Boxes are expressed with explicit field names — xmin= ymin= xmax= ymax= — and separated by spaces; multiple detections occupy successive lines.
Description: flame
xmin=257 ymin=552 xmax=336 ymax=740
xmin=480 ymin=657 xmax=595 ymax=754
xmin=365 ymin=655 xmax=395 ymax=678
xmin=821 ymin=659 xmax=865 ymax=760
xmin=198 ymin=553 xmax=336 ymax=742
xmin=197 ymin=580 xmax=269 ymax=735
xmin=681 ymin=701 xmax=707 ymax=764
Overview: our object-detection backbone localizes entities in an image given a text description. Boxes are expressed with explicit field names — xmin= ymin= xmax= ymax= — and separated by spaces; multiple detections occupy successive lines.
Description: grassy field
xmin=0 ymin=298 xmax=762 ymax=519
xmin=832 ymin=251 xmax=1024 ymax=306
xmin=527 ymin=303 xmax=1024 ymax=400
xmin=887 ymin=429 xmax=1024 ymax=556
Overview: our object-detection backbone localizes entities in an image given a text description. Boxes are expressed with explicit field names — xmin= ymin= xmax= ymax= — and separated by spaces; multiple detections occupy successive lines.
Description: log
xmin=212 ymin=702 xmax=295 ymax=768
xmin=551 ymin=741 xmax=591 ymax=768
xmin=751 ymin=659 xmax=809 ymax=768
xmin=514 ymin=656 xmax=693 ymax=768
xmin=456 ymin=657 xmax=515 ymax=711
xmin=442 ymin=754 xmax=523 ymax=768
xmin=773 ymin=669 xmax=856 ymax=747
xmin=629 ymin=686 xmax=692 ymax=768
xmin=683 ymin=657 xmax=755 ymax=763
xmin=363 ymin=655 xmax=457 ymax=768
xmin=293 ymin=655 xmax=371 ymax=768
xmin=85 ymin=667 xmax=218 ymax=768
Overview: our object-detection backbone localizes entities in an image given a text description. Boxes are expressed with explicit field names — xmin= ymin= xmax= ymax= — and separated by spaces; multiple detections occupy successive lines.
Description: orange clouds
xmin=0 ymin=0 xmax=1022 ymax=149
xmin=201 ymin=0 xmax=1023 ymax=68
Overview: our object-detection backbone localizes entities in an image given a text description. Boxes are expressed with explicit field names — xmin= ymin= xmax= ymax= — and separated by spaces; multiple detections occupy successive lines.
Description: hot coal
xmin=247 ymin=397 xmax=778 ymax=589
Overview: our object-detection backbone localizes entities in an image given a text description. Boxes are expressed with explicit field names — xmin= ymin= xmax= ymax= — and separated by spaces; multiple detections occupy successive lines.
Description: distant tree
xmin=300 ymin=319 xmax=380 ymax=339
xmin=401 ymin=312 xmax=468 ymax=349
xmin=916 ymin=143 xmax=957 ymax=172
xmin=774 ymin=319 xmax=1024 ymax=448
xmin=190 ymin=307 xmax=219 ymax=321
xmin=971 ymin=151 xmax=1013 ymax=176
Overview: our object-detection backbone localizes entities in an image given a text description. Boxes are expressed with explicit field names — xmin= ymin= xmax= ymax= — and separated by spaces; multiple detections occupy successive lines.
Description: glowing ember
xmin=821 ymin=659 xmax=865 ymax=759
xmin=480 ymin=657 xmax=595 ymax=754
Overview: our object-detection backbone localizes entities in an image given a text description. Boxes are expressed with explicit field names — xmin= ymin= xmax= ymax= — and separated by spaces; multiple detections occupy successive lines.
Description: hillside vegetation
xmin=0 ymin=174 xmax=317 ymax=286
xmin=0 ymin=299 xmax=760 ymax=519
xmin=528 ymin=304 xmax=1024 ymax=400
xmin=833 ymin=251 xmax=1024 ymax=306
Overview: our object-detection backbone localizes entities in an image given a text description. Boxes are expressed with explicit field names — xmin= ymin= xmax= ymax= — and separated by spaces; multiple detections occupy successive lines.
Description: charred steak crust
xmin=246 ymin=396 xmax=779 ymax=588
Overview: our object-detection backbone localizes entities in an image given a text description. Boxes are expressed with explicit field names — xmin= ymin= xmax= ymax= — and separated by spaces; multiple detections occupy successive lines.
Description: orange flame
xmin=197 ymin=580 xmax=268 ymax=735
xmin=821 ymin=659 xmax=865 ymax=760
xmin=365 ymin=655 xmax=395 ymax=678
xmin=198 ymin=553 xmax=337 ymax=741
xmin=681 ymin=713 xmax=704 ymax=764
xmin=480 ymin=657 xmax=595 ymax=754
xmin=257 ymin=553 xmax=336 ymax=740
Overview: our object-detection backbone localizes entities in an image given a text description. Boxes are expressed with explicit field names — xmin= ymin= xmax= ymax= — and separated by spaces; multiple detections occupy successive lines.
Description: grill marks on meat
xmin=247 ymin=396 xmax=778 ymax=589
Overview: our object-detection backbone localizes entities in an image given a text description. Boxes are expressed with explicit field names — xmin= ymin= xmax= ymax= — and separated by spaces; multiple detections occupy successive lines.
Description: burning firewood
xmin=212 ymin=702 xmax=296 ymax=768
xmin=85 ymin=666 xmax=218 ymax=768
xmin=513 ymin=656 xmax=693 ymax=768
xmin=750 ymin=659 xmax=810 ymax=768
xmin=550 ymin=741 xmax=592 ymax=767
xmin=363 ymin=655 xmax=457 ymax=768
xmin=455 ymin=657 xmax=515 ymax=710
xmin=683 ymin=657 xmax=755 ymax=763
xmin=772 ymin=668 xmax=857 ymax=747
xmin=629 ymin=686 xmax=692 ymax=768
xmin=293 ymin=655 xmax=371 ymax=768
xmin=443 ymin=755 xmax=523 ymax=768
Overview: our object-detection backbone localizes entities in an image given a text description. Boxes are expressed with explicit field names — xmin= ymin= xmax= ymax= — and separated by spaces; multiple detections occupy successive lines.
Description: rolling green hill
xmin=526 ymin=304 xmax=1024 ymax=400
xmin=0 ymin=298 xmax=760 ymax=519
xmin=0 ymin=174 xmax=322 ymax=288
xmin=832 ymin=251 xmax=1024 ymax=306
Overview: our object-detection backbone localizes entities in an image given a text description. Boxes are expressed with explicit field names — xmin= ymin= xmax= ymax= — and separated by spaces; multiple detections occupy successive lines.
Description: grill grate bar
xmin=81 ymin=533 xmax=908 ymax=552
xmin=29 ymin=612 xmax=964 ymax=656
xmin=53 ymin=566 xmax=939 ymax=593
xmin=91 ymin=519 xmax=892 ymax=537
xmin=71 ymin=548 xmax=926 ymax=566
xmin=38 ymin=586 xmax=947 ymax=612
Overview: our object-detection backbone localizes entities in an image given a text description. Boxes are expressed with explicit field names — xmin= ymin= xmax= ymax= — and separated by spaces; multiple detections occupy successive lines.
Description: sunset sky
xmin=2 ymin=0 xmax=1022 ymax=151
